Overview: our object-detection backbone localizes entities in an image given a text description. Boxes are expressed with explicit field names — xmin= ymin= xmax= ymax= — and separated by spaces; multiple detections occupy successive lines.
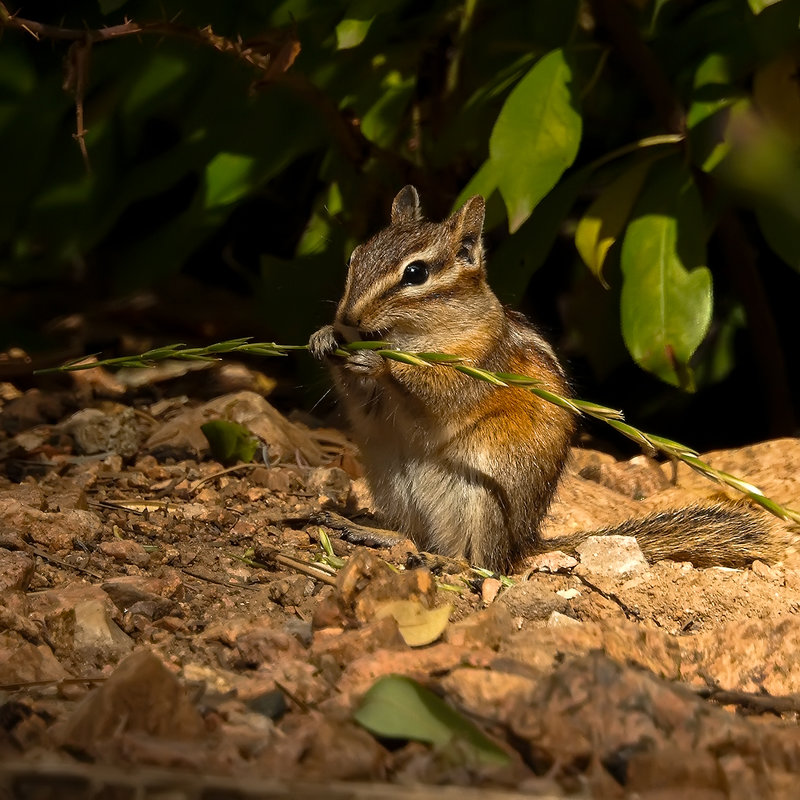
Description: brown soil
xmin=1 ymin=362 xmax=800 ymax=798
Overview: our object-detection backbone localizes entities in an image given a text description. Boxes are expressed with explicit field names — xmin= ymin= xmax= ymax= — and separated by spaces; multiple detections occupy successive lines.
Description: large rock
xmin=144 ymin=391 xmax=326 ymax=465
xmin=57 ymin=650 xmax=206 ymax=753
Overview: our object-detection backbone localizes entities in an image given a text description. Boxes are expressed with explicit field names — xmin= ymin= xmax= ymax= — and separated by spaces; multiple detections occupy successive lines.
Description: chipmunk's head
xmin=333 ymin=186 xmax=495 ymax=348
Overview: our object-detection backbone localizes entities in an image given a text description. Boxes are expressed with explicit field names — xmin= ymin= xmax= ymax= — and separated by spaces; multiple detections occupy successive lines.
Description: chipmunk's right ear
xmin=450 ymin=195 xmax=485 ymax=239
xmin=391 ymin=185 xmax=422 ymax=223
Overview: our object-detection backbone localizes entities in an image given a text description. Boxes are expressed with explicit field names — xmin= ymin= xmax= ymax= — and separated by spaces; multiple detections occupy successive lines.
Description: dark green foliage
xmin=1 ymin=0 xmax=798 ymax=442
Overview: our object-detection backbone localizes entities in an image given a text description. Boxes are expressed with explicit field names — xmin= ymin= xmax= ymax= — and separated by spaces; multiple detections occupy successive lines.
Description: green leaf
xmin=687 ymin=55 xmax=744 ymax=173
xmin=336 ymin=16 xmax=375 ymax=49
xmin=747 ymin=0 xmax=782 ymax=12
xmin=360 ymin=70 xmax=414 ymax=147
xmin=122 ymin=53 xmax=190 ymax=115
xmin=204 ymin=153 xmax=257 ymax=210
xmin=200 ymin=420 xmax=259 ymax=465
xmin=489 ymin=48 xmax=582 ymax=233
xmin=620 ymin=157 xmax=712 ymax=389
xmin=687 ymin=53 xmax=737 ymax=130
xmin=575 ymin=158 xmax=654 ymax=286
xmin=353 ymin=675 xmax=511 ymax=766
xmin=756 ymin=202 xmax=800 ymax=272
xmin=453 ymin=161 xmax=498 ymax=213
xmin=489 ymin=166 xmax=589 ymax=304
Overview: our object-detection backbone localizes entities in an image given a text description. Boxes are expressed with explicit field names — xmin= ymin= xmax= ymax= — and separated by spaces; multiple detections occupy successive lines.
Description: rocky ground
xmin=1 ymin=359 xmax=799 ymax=798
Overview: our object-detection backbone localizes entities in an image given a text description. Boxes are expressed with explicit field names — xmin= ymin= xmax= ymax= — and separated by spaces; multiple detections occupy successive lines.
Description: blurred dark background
xmin=1 ymin=0 xmax=798 ymax=451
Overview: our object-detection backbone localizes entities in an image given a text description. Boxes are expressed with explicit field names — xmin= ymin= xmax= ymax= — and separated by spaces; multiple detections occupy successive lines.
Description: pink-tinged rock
xmin=0 ymin=632 xmax=69 ymax=685
xmin=47 ymin=599 xmax=134 ymax=665
xmin=575 ymin=535 xmax=649 ymax=581
xmin=0 ymin=549 xmax=35 ymax=591
xmin=0 ymin=498 xmax=102 ymax=552
xmin=98 ymin=538 xmax=150 ymax=567
xmin=57 ymin=649 xmax=206 ymax=754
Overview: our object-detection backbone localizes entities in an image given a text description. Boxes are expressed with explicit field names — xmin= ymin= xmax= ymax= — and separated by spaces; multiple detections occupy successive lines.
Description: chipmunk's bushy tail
xmin=547 ymin=501 xmax=792 ymax=568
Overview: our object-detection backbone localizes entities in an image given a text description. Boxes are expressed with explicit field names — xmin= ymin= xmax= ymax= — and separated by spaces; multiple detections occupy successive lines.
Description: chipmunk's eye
xmin=401 ymin=260 xmax=429 ymax=286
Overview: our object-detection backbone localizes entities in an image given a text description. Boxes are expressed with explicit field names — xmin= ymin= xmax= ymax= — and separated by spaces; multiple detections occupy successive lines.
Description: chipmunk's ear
xmin=449 ymin=195 xmax=485 ymax=266
xmin=391 ymin=185 xmax=422 ymax=223
xmin=450 ymin=195 xmax=485 ymax=238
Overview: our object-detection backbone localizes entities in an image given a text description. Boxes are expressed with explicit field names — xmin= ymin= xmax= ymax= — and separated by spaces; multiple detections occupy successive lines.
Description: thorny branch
xmin=0 ymin=3 xmax=302 ymax=169
xmin=0 ymin=3 xmax=298 ymax=72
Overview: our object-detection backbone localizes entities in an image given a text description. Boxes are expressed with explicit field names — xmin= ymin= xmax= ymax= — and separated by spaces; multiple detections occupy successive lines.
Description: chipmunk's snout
xmin=335 ymin=317 xmax=386 ymax=343
xmin=332 ymin=322 xmax=360 ymax=343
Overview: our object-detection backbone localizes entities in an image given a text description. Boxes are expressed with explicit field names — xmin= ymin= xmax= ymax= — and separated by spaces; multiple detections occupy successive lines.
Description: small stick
xmin=30 ymin=546 xmax=103 ymax=580
xmin=190 ymin=463 xmax=262 ymax=493
xmin=232 ymin=549 xmax=337 ymax=587
xmin=181 ymin=567 xmax=259 ymax=591
xmin=695 ymin=686 xmax=800 ymax=716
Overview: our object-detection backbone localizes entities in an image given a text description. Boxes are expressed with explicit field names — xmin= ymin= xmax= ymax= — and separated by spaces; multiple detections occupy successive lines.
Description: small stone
xmin=574 ymin=535 xmax=649 ymax=580
xmin=251 ymin=467 xmax=292 ymax=493
xmin=547 ymin=611 xmax=582 ymax=627
xmin=144 ymin=391 xmax=326 ymax=465
xmin=0 ymin=549 xmax=35 ymax=591
xmin=525 ymin=550 xmax=578 ymax=573
xmin=481 ymin=577 xmax=502 ymax=604
xmin=265 ymin=574 xmax=315 ymax=607
xmin=0 ymin=528 xmax=28 ymax=551
xmin=47 ymin=599 xmax=133 ymax=664
xmin=0 ymin=498 xmax=103 ymax=553
xmin=234 ymin=627 xmax=306 ymax=669
xmin=305 ymin=467 xmax=351 ymax=506
xmin=0 ymin=632 xmax=69 ymax=685
xmin=98 ymin=538 xmax=150 ymax=567
xmin=440 ymin=668 xmax=539 ymax=719
xmin=74 ymin=599 xmax=133 ymax=657
xmin=445 ymin=604 xmax=515 ymax=649
xmin=63 ymin=406 xmax=142 ymax=458
xmin=751 ymin=559 xmax=780 ymax=582
xmin=499 ymin=574 xmax=572 ymax=621
xmin=156 ymin=616 xmax=187 ymax=632
xmin=101 ymin=575 xmax=181 ymax=615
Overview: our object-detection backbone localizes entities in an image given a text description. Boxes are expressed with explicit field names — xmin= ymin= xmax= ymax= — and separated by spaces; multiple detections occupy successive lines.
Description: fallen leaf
xmin=201 ymin=419 xmax=259 ymax=465
xmin=374 ymin=599 xmax=452 ymax=647
xmin=353 ymin=675 xmax=510 ymax=766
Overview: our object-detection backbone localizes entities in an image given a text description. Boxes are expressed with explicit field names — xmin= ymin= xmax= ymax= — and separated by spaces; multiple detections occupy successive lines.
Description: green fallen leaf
xmin=201 ymin=420 xmax=259 ymax=465
xmin=353 ymin=675 xmax=511 ymax=766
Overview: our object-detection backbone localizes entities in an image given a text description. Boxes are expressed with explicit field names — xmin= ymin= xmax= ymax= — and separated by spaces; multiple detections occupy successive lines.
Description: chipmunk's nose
xmin=333 ymin=321 xmax=360 ymax=343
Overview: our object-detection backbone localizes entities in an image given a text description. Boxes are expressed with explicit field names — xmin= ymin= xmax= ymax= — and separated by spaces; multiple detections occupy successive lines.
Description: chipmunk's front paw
xmin=308 ymin=325 xmax=339 ymax=360
xmin=344 ymin=348 xmax=385 ymax=376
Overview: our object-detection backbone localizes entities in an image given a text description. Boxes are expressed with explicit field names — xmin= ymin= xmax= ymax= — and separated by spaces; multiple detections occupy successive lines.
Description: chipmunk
xmin=309 ymin=186 xmax=784 ymax=572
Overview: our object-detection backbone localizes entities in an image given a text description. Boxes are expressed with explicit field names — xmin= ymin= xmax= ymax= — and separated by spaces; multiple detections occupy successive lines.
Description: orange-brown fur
xmin=309 ymin=186 xmax=784 ymax=572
